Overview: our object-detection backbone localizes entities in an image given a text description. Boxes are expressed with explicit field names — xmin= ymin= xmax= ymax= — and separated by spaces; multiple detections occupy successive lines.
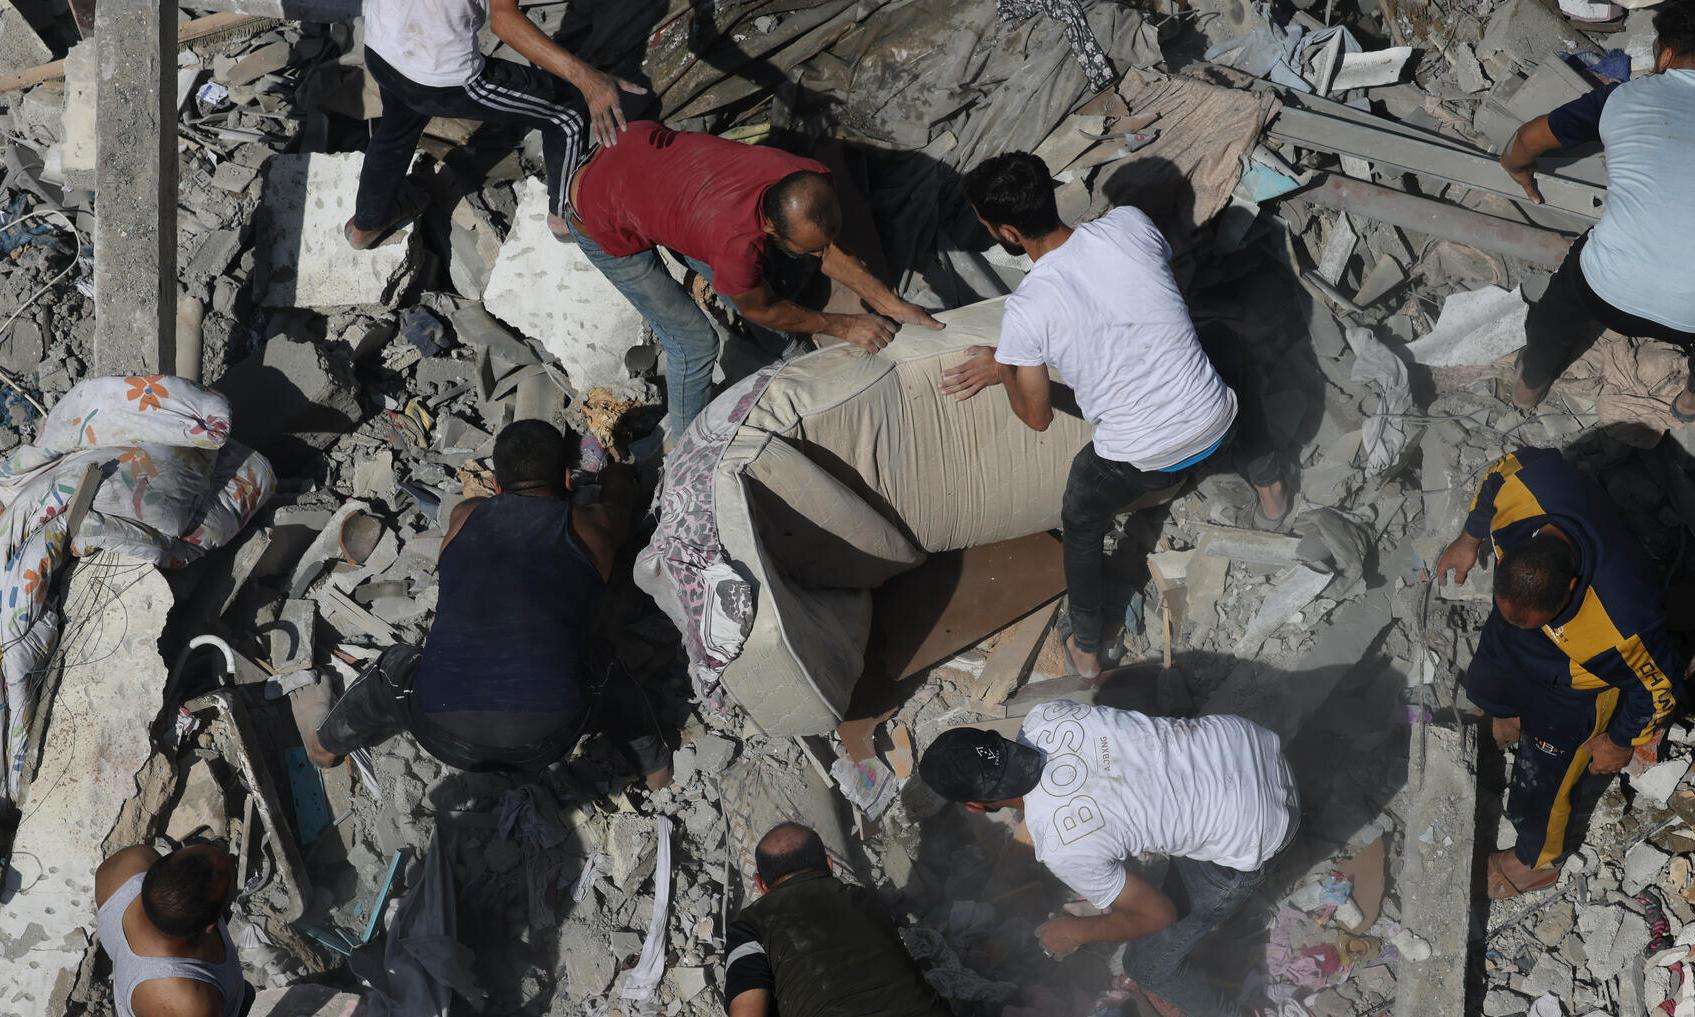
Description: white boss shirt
xmin=994 ymin=206 xmax=1238 ymax=470
xmin=365 ymin=0 xmax=488 ymax=87
xmin=1019 ymin=700 xmax=1299 ymax=909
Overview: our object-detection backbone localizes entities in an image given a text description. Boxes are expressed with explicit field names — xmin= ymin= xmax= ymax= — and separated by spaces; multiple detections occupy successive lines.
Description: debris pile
xmin=0 ymin=0 xmax=1693 ymax=1015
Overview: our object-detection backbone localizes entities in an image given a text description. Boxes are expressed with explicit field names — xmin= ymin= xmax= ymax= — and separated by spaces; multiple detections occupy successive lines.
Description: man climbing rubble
xmin=1434 ymin=446 xmax=1686 ymax=899
xmin=306 ymin=420 xmax=671 ymax=787
xmin=939 ymin=152 xmax=1289 ymax=678
xmin=1501 ymin=0 xmax=1695 ymax=416
xmin=722 ymin=823 xmax=952 ymax=1017
xmin=566 ymin=121 xmax=944 ymax=437
xmin=346 ymin=0 xmax=646 ymax=250
xmin=94 ymin=843 xmax=252 ymax=1017
xmin=919 ymin=702 xmax=1299 ymax=1016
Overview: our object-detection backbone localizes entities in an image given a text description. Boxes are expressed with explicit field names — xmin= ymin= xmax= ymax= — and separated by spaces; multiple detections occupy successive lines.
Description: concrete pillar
xmin=93 ymin=1 xmax=177 ymax=376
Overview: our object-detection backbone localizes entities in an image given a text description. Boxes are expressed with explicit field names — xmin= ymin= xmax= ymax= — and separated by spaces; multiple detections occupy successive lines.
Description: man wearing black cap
xmin=919 ymin=700 xmax=1299 ymax=1016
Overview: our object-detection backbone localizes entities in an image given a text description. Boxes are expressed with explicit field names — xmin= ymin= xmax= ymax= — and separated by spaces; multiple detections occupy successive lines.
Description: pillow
xmin=743 ymin=436 xmax=925 ymax=589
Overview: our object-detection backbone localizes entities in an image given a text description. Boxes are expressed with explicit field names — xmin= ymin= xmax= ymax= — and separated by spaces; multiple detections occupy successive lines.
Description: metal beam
xmin=1288 ymin=174 xmax=1575 ymax=268
xmin=1268 ymin=106 xmax=1605 ymax=226
xmin=93 ymin=0 xmax=176 ymax=375
xmin=197 ymin=0 xmax=362 ymax=21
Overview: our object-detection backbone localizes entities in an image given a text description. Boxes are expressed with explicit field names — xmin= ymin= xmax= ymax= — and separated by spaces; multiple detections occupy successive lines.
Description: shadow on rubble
xmin=901 ymin=647 xmax=1414 ymax=1015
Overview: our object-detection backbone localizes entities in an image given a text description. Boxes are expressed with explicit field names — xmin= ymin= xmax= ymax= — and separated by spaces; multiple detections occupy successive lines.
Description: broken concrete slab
xmin=1633 ymin=758 xmax=1691 ymax=807
xmin=1235 ymin=564 xmax=1333 ymax=654
xmin=1623 ymin=840 xmax=1670 ymax=896
xmin=0 ymin=0 xmax=51 ymax=79
xmin=212 ymin=335 xmax=363 ymax=457
xmin=0 ymin=557 xmax=173 ymax=1017
xmin=260 ymin=153 xmax=420 ymax=309
xmin=1330 ymin=47 xmax=1414 ymax=92
xmin=483 ymin=178 xmax=649 ymax=394
xmin=60 ymin=41 xmax=97 ymax=191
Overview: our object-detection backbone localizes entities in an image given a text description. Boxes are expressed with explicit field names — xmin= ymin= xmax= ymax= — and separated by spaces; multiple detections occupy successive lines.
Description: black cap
xmin=918 ymin=728 xmax=1046 ymax=804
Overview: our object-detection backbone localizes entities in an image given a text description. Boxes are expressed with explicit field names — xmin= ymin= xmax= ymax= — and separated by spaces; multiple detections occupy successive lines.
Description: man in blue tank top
xmin=307 ymin=420 xmax=671 ymax=787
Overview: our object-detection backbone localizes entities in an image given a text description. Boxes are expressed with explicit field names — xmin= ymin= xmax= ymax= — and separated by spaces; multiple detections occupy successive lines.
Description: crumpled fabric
xmin=1550 ymin=334 xmax=1691 ymax=446
xmin=351 ymin=832 xmax=485 ymax=1017
xmin=0 ymin=375 xmax=273 ymax=801
xmin=633 ymin=365 xmax=783 ymax=706
xmin=1204 ymin=2 xmax=1360 ymax=92
xmin=996 ymin=0 xmax=1115 ymax=91
xmin=1345 ymin=325 xmax=1412 ymax=476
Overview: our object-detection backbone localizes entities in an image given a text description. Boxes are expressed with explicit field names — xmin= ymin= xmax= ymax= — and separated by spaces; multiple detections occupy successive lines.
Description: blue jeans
xmin=568 ymin=218 xmax=720 ymax=437
xmin=1114 ymin=857 xmax=1264 ymax=1017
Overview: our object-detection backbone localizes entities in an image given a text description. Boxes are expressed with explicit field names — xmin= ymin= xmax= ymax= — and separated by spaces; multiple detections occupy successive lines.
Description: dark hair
xmin=761 ymin=171 xmax=841 ymax=240
xmin=1656 ymin=1 xmax=1695 ymax=59
xmin=1495 ymin=533 xmax=1579 ymax=616
xmin=493 ymin=419 xmax=569 ymax=492
xmin=962 ymin=152 xmax=1062 ymax=237
xmin=141 ymin=850 xmax=226 ymax=938
xmin=754 ymin=822 xmax=828 ymax=887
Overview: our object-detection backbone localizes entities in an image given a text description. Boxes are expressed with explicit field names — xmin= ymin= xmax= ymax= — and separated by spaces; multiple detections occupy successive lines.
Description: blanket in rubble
xmin=0 ymin=375 xmax=274 ymax=802
xmin=634 ymin=365 xmax=783 ymax=709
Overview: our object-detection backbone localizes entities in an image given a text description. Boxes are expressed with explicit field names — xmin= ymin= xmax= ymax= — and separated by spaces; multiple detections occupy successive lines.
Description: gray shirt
xmin=1551 ymin=70 xmax=1695 ymax=333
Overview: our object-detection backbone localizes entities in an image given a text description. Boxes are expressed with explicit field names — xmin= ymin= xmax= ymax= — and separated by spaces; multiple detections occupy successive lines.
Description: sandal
xmin=1486 ymin=849 xmax=1558 ymax=900
xmin=1054 ymin=608 xmax=1101 ymax=680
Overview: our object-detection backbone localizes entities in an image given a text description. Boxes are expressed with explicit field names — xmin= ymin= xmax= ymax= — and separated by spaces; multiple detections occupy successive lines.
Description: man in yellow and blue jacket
xmin=1435 ymin=446 xmax=1685 ymax=900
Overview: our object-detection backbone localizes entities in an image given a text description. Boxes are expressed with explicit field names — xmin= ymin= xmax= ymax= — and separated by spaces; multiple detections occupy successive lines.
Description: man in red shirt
xmin=568 ymin=121 xmax=942 ymax=437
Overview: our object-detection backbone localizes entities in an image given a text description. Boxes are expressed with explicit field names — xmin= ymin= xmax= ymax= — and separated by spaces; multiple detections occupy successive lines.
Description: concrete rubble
xmin=0 ymin=0 xmax=1692 ymax=1015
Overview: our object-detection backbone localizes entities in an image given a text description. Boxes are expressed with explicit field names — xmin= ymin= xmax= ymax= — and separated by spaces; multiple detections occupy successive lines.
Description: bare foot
xmin=1255 ymin=479 xmax=1289 ymax=523
xmin=1065 ymin=633 xmax=1101 ymax=680
xmin=1487 ymin=848 xmax=1558 ymax=899
xmin=644 ymin=765 xmax=673 ymax=791
xmin=1675 ymin=389 xmax=1695 ymax=420
xmin=344 ymin=217 xmax=385 ymax=251
xmin=1512 ymin=373 xmax=1549 ymax=411
xmin=304 ymin=728 xmax=343 ymax=770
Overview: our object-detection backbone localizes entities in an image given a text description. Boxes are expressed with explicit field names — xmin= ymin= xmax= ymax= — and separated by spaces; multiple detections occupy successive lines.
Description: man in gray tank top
xmin=94 ymin=843 xmax=251 ymax=1017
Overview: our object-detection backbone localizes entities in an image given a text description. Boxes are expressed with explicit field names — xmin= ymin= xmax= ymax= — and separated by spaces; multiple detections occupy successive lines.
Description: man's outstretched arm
xmin=1034 ymin=868 xmax=1177 ymax=959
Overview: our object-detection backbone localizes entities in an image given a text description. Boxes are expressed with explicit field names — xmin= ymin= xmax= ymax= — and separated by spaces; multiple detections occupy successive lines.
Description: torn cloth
xmin=1345 ymin=326 xmax=1412 ymax=475
xmin=1 ymin=375 xmax=274 ymax=802
xmin=996 ymin=0 xmax=1116 ymax=90
xmin=350 ymin=832 xmax=485 ymax=1017
xmin=1551 ymin=333 xmax=1691 ymax=444
xmin=1093 ymin=70 xmax=1281 ymax=245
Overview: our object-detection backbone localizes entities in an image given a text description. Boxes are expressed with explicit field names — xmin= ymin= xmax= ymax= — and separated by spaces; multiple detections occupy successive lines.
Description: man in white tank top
xmin=350 ymin=0 xmax=647 ymax=249
xmin=94 ymin=843 xmax=250 ymax=1017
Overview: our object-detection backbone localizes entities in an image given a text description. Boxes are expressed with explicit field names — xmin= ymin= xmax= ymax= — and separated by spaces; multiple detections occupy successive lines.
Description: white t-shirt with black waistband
xmin=993 ymin=206 xmax=1238 ymax=470
xmin=1018 ymin=700 xmax=1299 ymax=909
xmin=364 ymin=0 xmax=488 ymax=87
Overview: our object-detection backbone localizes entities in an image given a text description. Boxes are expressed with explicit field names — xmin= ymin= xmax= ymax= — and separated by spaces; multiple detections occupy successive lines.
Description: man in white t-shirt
xmin=349 ymin=0 xmax=647 ymax=249
xmin=941 ymin=153 xmax=1289 ymax=678
xmin=919 ymin=701 xmax=1299 ymax=1016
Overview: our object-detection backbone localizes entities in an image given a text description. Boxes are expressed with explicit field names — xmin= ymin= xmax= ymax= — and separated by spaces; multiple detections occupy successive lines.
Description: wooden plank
xmin=974 ymin=602 xmax=1059 ymax=709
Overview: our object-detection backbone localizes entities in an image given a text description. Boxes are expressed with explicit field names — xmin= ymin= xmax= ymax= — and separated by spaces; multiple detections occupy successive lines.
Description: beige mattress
xmin=714 ymin=297 xmax=1095 ymax=734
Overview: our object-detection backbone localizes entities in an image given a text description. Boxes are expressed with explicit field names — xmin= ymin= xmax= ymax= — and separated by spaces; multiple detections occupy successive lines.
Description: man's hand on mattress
xmin=940 ymin=345 xmax=1006 ymax=400
xmin=885 ymin=301 xmax=945 ymax=331
xmin=835 ymin=313 xmax=898 ymax=352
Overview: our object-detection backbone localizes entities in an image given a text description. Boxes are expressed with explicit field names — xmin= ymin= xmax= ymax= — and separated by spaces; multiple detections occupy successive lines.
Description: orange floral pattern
xmin=124 ymin=375 xmax=169 ymax=412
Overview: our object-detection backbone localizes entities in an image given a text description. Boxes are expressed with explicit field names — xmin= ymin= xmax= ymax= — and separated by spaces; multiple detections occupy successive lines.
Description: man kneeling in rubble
xmin=939 ymin=152 xmax=1290 ymax=679
xmin=95 ymin=842 xmax=252 ymax=1017
xmin=1435 ymin=446 xmax=1686 ymax=899
xmin=919 ymin=702 xmax=1299 ymax=1017
xmin=723 ymin=823 xmax=952 ymax=1017
xmin=306 ymin=420 xmax=671 ymax=787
